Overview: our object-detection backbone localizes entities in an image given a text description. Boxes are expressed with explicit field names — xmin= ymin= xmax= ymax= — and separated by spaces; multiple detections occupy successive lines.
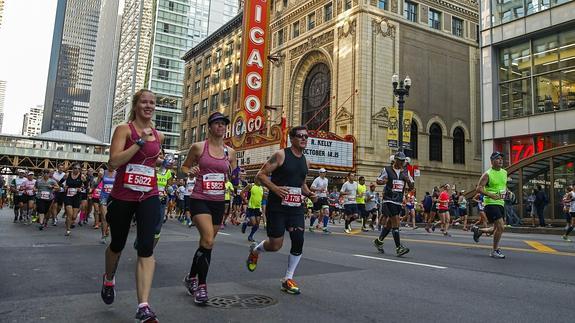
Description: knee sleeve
xmin=289 ymin=229 xmax=304 ymax=256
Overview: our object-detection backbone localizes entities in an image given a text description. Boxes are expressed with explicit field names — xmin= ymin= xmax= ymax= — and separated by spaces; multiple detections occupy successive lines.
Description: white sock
xmin=254 ymin=240 xmax=266 ymax=254
xmin=284 ymin=254 xmax=302 ymax=280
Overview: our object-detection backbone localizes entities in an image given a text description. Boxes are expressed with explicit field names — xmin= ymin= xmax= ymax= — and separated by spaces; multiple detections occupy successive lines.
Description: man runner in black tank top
xmin=246 ymin=126 xmax=316 ymax=295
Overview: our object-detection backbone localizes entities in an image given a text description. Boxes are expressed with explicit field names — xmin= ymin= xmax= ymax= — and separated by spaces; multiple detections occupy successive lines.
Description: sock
xmin=285 ymin=254 xmax=302 ymax=280
xmin=310 ymin=216 xmax=316 ymax=227
xmin=249 ymin=224 xmax=259 ymax=238
xmin=194 ymin=247 xmax=212 ymax=285
xmin=379 ymin=227 xmax=391 ymax=240
xmin=566 ymin=226 xmax=574 ymax=236
xmin=392 ymin=228 xmax=401 ymax=247
xmin=104 ymin=274 xmax=115 ymax=285
xmin=138 ymin=302 xmax=149 ymax=309
xmin=253 ymin=240 xmax=266 ymax=254
xmin=322 ymin=215 xmax=329 ymax=228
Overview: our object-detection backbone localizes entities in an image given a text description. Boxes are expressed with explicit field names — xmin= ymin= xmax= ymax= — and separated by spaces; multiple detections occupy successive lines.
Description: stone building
xmin=182 ymin=0 xmax=482 ymax=193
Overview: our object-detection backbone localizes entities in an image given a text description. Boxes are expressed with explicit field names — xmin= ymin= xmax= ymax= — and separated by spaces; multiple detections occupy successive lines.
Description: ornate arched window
xmin=429 ymin=123 xmax=442 ymax=162
xmin=302 ymin=63 xmax=330 ymax=131
xmin=406 ymin=121 xmax=418 ymax=159
xmin=453 ymin=127 xmax=465 ymax=164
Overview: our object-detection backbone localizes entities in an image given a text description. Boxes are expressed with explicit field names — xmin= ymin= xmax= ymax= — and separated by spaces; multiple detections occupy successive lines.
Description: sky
xmin=0 ymin=0 xmax=57 ymax=134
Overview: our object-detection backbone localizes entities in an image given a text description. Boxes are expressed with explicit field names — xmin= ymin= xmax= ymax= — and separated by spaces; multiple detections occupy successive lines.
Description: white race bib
xmin=67 ymin=188 xmax=78 ymax=197
xmin=103 ymin=183 xmax=113 ymax=193
xmin=202 ymin=173 xmax=225 ymax=195
xmin=282 ymin=187 xmax=302 ymax=207
xmin=40 ymin=191 xmax=51 ymax=200
xmin=123 ymin=164 xmax=155 ymax=192
xmin=392 ymin=180 xmax=405 ymax=193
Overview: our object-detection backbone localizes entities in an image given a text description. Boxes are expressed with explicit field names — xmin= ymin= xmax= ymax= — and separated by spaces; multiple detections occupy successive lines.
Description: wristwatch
xmin=135 ymin=138 xmax=145 ymax=147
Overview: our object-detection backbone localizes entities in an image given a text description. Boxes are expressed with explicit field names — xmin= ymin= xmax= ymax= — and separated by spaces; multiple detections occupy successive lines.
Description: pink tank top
xmin=111 ymin=123 xmax=161 ymax=202
xmin=191 ymin=141 xmax=230 ymax=201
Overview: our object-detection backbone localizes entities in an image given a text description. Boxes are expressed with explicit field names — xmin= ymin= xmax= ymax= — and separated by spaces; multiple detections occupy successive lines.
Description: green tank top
xmin=356 ymin=184 xmax=366 ymax=204
xmin=248 ymin=184 xmax=264 ymax=209
xmin=156 ymin=169 xmax=172 ymax=190
xmin=483 ymin=168 xmax=507 ymax=206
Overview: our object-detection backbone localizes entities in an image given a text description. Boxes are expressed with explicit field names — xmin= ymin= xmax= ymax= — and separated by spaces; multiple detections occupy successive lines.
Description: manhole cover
xmin=206 ymin=294 xmax=277 ymax=309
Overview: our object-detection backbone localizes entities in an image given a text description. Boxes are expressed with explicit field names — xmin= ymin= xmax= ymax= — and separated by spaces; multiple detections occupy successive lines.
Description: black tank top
xmin=268 ymin=148 xmax=308 ymax=207
xmin=66 ymin=174 xmax=83 ymax=188
xmin=382 ymin=166 xmax=410 ymax=203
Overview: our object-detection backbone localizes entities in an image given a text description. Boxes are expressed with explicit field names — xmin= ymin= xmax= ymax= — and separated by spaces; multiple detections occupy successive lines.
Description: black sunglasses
xmin=294 ymin=134 xmax=309 ymax=139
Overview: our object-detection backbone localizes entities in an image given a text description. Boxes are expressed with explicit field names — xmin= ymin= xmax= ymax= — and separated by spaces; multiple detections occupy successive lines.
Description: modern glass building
xmin=480 ymin=0 xmax=575 ymax=220
xmin=42 ymin=0 xmax=102 ymax=134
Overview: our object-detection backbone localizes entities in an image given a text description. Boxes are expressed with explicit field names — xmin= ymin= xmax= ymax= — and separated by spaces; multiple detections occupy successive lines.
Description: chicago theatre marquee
xmin=181 ymin=0 xmax=483 ymax=191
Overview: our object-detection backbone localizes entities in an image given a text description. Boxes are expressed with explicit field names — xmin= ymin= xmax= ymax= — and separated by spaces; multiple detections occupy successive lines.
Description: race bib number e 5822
xmin=282 ymin=187 xmax=302 ymax=207
xmin=202 ymin=173 xmax=225 ymax=195
xmin=123 ymin=164 xmax=155 ymax=193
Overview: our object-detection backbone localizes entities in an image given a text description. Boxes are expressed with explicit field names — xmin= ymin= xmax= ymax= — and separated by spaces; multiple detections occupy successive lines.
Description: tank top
xmin=248 ymin=184 xmax=264 ymax=209
xmin=100 ymin=172 xmax=116 ymax=200
xmin=483 ymin=168 xmax=507 ymax=207
xmin=268 ymin=148 xmax=308 ymax=209
xmin=191 ymin=140 xmax=231 ymax=201
xmin=111 ymin=123 xmax=161 ymax=202
xmin=356 ymin=184 xmax=366 ymax=204
xmin=382 ymin=166 xmax=410 ymax=204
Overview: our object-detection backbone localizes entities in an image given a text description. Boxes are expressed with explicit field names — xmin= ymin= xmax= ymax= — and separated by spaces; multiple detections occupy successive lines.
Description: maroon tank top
xmin=110 ymin=123 xmax=161 ymax=202
xmin=191 ymin=140 xmax=230 ymax=201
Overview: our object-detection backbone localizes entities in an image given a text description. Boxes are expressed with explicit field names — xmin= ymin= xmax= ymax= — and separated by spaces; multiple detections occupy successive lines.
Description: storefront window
xmin=499 ymin=78 xmax=531 ymax=118
xmin=522 ymin=158 xmax=552 ymax=219
xmin=499 ymin=42 xmax=531 ymax=82
xmin=559 ymin=30 xmax=575 ymax=69
xmin=533 ymin=35 xmax=559 ymax=74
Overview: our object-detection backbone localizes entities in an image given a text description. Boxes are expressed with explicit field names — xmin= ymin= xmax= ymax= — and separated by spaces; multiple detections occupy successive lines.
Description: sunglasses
xmin=73 ymin=167 xmax=81 ymax=170
xmin=294 ymin=134 xmax=309 ymax=139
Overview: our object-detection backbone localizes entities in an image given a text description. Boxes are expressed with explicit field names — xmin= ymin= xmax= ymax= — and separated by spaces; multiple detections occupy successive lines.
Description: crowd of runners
xmin=4 ymin=89 xmax=575 ymax=323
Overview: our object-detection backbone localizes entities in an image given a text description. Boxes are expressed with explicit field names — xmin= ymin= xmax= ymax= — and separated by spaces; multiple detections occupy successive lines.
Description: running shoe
xmin=490 ymin=249 xmax=505 ymax=259
xmin=100 ymin=236 xmax=107 ymax=245
xmin=361 ymin=227 xmax=369 ymax=232
xmin=412 ymin=226 xmax=418 ymax=230
xmin=561 ymin=235 xmax=572 ymax=242
xmin=194 ymin=284 xmax=208 ymax=305
xmin=281 ymin=279 xmax=301 ymax=295
xmin=100 ymin=274 xmax=115 ymax=305
xmin=344 ymin=226 xmax=351 ymax=234
xmin=322 ymin=228 xmax=331 ymax=234
xmin=443 ymin=232 xmax=451 ymax=237
xmin=472 ymin=226 xmax=483 ymax=243
xmin=65 ymin=230 xmax=71 ymax=236
xmin=369 ymin=224 xmax=375 ymax=231
xmin=431 ymin=223 xmax=436 ymax=232
xmin=52 ymin=218 xmax=58 ymax=226
xmin=373 ymin=238 xmax=385 ymax=253
xmin=246 ymin=242 xmax=259 ymax=272
xmin=308 ymin=227 xmax=315 ymax=233
xmin=183 ymin=274 xmax=198 ymax=296
xmin=396 ymin=245 xmax=410 ymax=257
xmin=134 ymin=305 xmax=158 ymax=322
xmin=248 ymin=236 xmax=256 ymax=242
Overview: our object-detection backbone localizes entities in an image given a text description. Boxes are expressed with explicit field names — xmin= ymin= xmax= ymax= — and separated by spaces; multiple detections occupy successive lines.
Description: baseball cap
xmin=490 ymin=151 xmax=504 ymax=160
xmin=394 ymin=151 xmax=407 ymax=161
xmin=319 ymin=168 xmax=326 ymax=173
xmin=28 ymin=171 xmax=34 ymax=175
xmin=208 ymin=112 xmax=230 ymax=125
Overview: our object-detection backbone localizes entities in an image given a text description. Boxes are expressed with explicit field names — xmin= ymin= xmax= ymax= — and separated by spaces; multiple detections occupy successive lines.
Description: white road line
xmin=353 ymin=254 xmax=447 ymax=269
xmin=217 ymin=232 xmax=231 ymax=236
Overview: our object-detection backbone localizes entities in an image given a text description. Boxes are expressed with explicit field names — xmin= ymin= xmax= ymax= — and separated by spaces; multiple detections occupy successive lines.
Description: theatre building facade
xmin=181 ymin=0 xmax=482 ymax=193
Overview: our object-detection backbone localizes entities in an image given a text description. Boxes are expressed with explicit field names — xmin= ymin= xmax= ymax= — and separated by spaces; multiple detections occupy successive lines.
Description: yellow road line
xmin=524 ymin=240 xmax=558 ymax=253
xmin=330 ymin=232 xmax=575 ymax=257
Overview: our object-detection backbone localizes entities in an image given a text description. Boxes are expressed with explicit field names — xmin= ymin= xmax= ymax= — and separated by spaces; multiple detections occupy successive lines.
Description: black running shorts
xmin=189 ymin=198 xmax=225 ymax=225
xmin=313 ymin=197 xmax=329 ymax=211
xmin=344 ymin=203 xmax=358 ymax=216
xmin=64 ymin=194 xmax=81 ymax=208
xmin=266 ymin=203 xmax=305 ymax=238
xmin=36 ymin=199 xmax=53 ymax=214
xmin=484 ymin=205 xmax=504 ymax=223
xmin=381 ymin=202 xmax=403 ymax=217
xmin=246 ymin=208 xmax=262 ymax=218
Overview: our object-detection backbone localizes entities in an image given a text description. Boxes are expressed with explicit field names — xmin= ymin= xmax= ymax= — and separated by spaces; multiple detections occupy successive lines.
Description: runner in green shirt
xmin=241 ymin=178 xmax=264 ymax=242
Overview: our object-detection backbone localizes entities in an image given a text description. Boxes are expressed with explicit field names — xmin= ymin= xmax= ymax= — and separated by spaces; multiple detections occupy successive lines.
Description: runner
xmin=562 ymin=184 xmax=575 ymax=242
xmin=98 ymin=167 xmax=115 ymax=244
xmin=166 ymin=177 xmax=177 ymax=219
xmin=221 ymin=179 xmax=234 ymax=228
xmin=472 ymin=151 xmax=507 ymax=259
xmin=35 ymin=170 xmax=59 ymax=230
xmin=422 ymin=191 xmax=432 ymax=224
xmin=184 ymin=171 xmax=196 ymax=227
xmin=100 ymin=89 xmax=164 ymax=323
xmin=340 ymin=172 xmax=359 ymax=234
xmin=241 ymin=177 xmax=264 ymax=242
xmin=91 ymin=169 xmax=104 ymax=230
xmin=176 ymin=179 xmax=186 ymax=223
xmin=365 ymin=183 xmax=378 ymax=230
xmin=309 ymin=168 xmax=330 ymax=233
xmin=472 ymin=193 xmax=488 ymax=229
xmin=156 ymin=153 xmax=174 ymax=226
xmin=373 ymin=152 xmax=414 ymax=256
xmin=404 ymin=190 xmax=417 ymax=229
xmin=456 ymin=191 xmax=469 ymax=230
xmin=356 ymin=176 xmax=369 ymax=232
xmin=50 ymin=164 xmax=67 ymax=226
xmin=438 ymin=184 xmax=451 ymax=237
xmin=182 ymin=112 xmax=236 ymax=305
xmin=63 ymin=163 xmax=86 ymax=236
xmin=425 ymin=187 xmax=440 ymax=233
xmin=22 ymin=171 xmax=37 ymax=224
xmin=246 ymin=126 xmax=315 ymax=295
xmin=10 ymin=170 xmax=26 ymax=223
xmin=231 ymin=170 xmax=248 ymax=225
xmin=78 ymin=168 xmax=91 ymax=225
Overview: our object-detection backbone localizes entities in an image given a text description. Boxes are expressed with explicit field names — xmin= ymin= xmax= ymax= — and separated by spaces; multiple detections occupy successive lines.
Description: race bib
xmin=26 ymin=189 xmax=34 ymax=196
xmin=282 ymin=187 xmax=302 ymax=207
xmin=103 ymin=184 xmax=113 ymax=193
xmin=202 ymin=173 xmax=225 ymax=195
xmin=123 ymin=164 xmax=155 ymax=192
xmin=187 ymin=183 xmax=195 ymax=194
xmin=392 ymin=180 xmax=405 ymax=192
xmin=499 ymin=190 xmax=507 ymax=199
xmin=92 ymin=188 xmax=101 ymax=198
xmin=40 ymin=191 xmax=51 ymax=200
xmin=67 ymin=188 xmax=77 ymax=197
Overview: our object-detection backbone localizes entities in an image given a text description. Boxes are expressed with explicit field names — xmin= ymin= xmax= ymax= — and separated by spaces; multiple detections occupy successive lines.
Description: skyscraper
xmin=0 ymin=80 xmax=5 ymax=133
xmin=42 ymin=0 xmax=102 ymax=134
xmin=86 ymin=0 xmax=121 ymax=143
xmin=113 ymin=0 xmax=239 ymax=151
xmin=22 ymin=105 xmax=44 ymax=137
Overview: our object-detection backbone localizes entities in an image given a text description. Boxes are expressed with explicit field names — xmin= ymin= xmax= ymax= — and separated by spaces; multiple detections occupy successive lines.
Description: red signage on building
xmin=233 ymin=0 xmax=270 ymax=146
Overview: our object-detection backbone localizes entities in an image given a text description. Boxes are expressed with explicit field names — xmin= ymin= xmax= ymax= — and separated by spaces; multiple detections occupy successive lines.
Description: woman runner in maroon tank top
xmin=101 ymin=89 xmax=165 ymax=323
xmin=181 ymin=112 xmax=237 ymax=305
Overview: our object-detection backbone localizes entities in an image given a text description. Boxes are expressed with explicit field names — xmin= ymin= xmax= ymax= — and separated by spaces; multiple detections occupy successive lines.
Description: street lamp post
xmin=392 ymin=74 xmax=411 ymax=152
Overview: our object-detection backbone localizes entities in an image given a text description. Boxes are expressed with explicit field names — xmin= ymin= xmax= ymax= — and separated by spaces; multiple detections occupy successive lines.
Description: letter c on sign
xmin=245 ymin=95 xmax=261 ymax=113
xmin=250 ymin=27 xmax=264 ymax=45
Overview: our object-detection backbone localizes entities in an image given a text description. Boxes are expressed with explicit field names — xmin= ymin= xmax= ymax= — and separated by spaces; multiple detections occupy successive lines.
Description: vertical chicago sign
xmin=232 ymin=0 xmax=270 ymax=148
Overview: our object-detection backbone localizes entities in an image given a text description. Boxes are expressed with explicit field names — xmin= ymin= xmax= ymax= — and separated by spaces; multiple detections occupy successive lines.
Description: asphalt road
xmin=1 ymin=207 xmax=574 ymax=323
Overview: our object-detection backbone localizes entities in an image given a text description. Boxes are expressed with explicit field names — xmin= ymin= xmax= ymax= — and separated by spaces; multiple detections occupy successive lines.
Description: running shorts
xmin=233 ymin=195 xmax=243 ymax=206
xmin=64 ymin=194 xmax=81 ymax=208
xmin=189 ymin=198 xmax=225 ymax=225
xmin=36 ymin=199 xmax=53 ymax=214
xmin=92 ymin=198 xmax=101 ymax=204
xmin=177 ymin=198 xmax=185 ymax=211
xmin=344 ymin=203 xmax=359 ymax=216
xmin=313 ymin=197 xmax=329 ymax=211
xmin=80 ymin=192 xmax=88 ymax=200
xmin=246 ymin=208 xmax=262 ymax=218
xmin=55 ymin=192 xmax=65 ymax=205
xmin=484 ymin=205 xmax=504 ymax=223
xmin=357 ymin=204 xmax=367 ymax=217
xmin=184 ymin=195 xmax=192 ymax=212
xmin=459 ymin=208 xmax=467 ymax=216
xmin=265 ymin=205 xmax=305 ymax=238
xmin=381 ymin=202 xmax=403 ymax=217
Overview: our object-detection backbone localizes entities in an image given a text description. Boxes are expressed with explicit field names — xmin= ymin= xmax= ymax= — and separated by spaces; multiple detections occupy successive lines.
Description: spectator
xmin=534 ymin=185 xmax=549 ymax=227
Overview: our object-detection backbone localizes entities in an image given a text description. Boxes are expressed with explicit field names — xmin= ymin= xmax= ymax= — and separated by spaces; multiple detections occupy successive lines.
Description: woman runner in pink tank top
xmin=181 ymin=111 xmax=237 ymax=305
xmin=101 ymin=89 xmax=165 ymax=322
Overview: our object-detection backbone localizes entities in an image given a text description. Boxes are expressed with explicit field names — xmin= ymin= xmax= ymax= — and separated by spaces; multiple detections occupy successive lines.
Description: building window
xmin=283 ymin=0 xmax=288 ymax=9
xmin=452 ymin=17 xmax=464 ymax=37
xmin=223 ymin=88 xmax=231 ymax=106
xmin=205 ymin=56 xmax=211 ymax=69
xmin=158 ymin=70 xmax=169 ymax=80
xmin=453 ymin=127 xmax=465 ymax=164
xmin=404 ymin=1 xmax=417 ymax=22
xmin=345 ymin=0 xmax=352 ymax=10
xmin=308 ymin=12 xmax=315 ymax=30
xmin=428 ymin=9 xmax=441 ymax=30
xmin=293 ymin=21 xmax=300 ymax=38
xmin=190 ymin=127 xmax=197 ymax=143
xmin=406 ymin=121 xmax=418 ymax=159
xmin=429 ymin=123 xmax=442 ymax=162
xmin=201 ymin=99 xmax=208 ymax=115
xmin=159 ymin=58 xmax=170 ymax=69
xmin=277 ymin=29 xmax=284 ymax=45
xmin=183 ymin=106 xmax=188 ymax=121
xmin=213 ymin=70 xmax=220 ymax=83
xmin=203 ymin=76 xmax=210 ymax=89
xmin=200 ymin=124 xmax=207 ymax=141
xmin=194 ymin=81 xmax=200 ymax=94
xmin=192 ymin=103 xmax=199 ymax=117
xmin=195 ymin=63 xmax=202 ymax=75
xmin=302 ymin=63 xmax=331 ymax=131
xmin=210 ymin=94 xmax=219 ymax=111
xmin=168 ymin=1 xmax=174 ymax=11
xmin=378 ymin=0 xmax=387 ymax=10
xmin=324 ymin=3 xmax=333 ymax=21
xmin=225 ymin=42 xmax=233 ymax=57
xmin=215 ymin=49 xmax=222 ymax=63
xmin=224 ymin=63 xmax=233 ymax=78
